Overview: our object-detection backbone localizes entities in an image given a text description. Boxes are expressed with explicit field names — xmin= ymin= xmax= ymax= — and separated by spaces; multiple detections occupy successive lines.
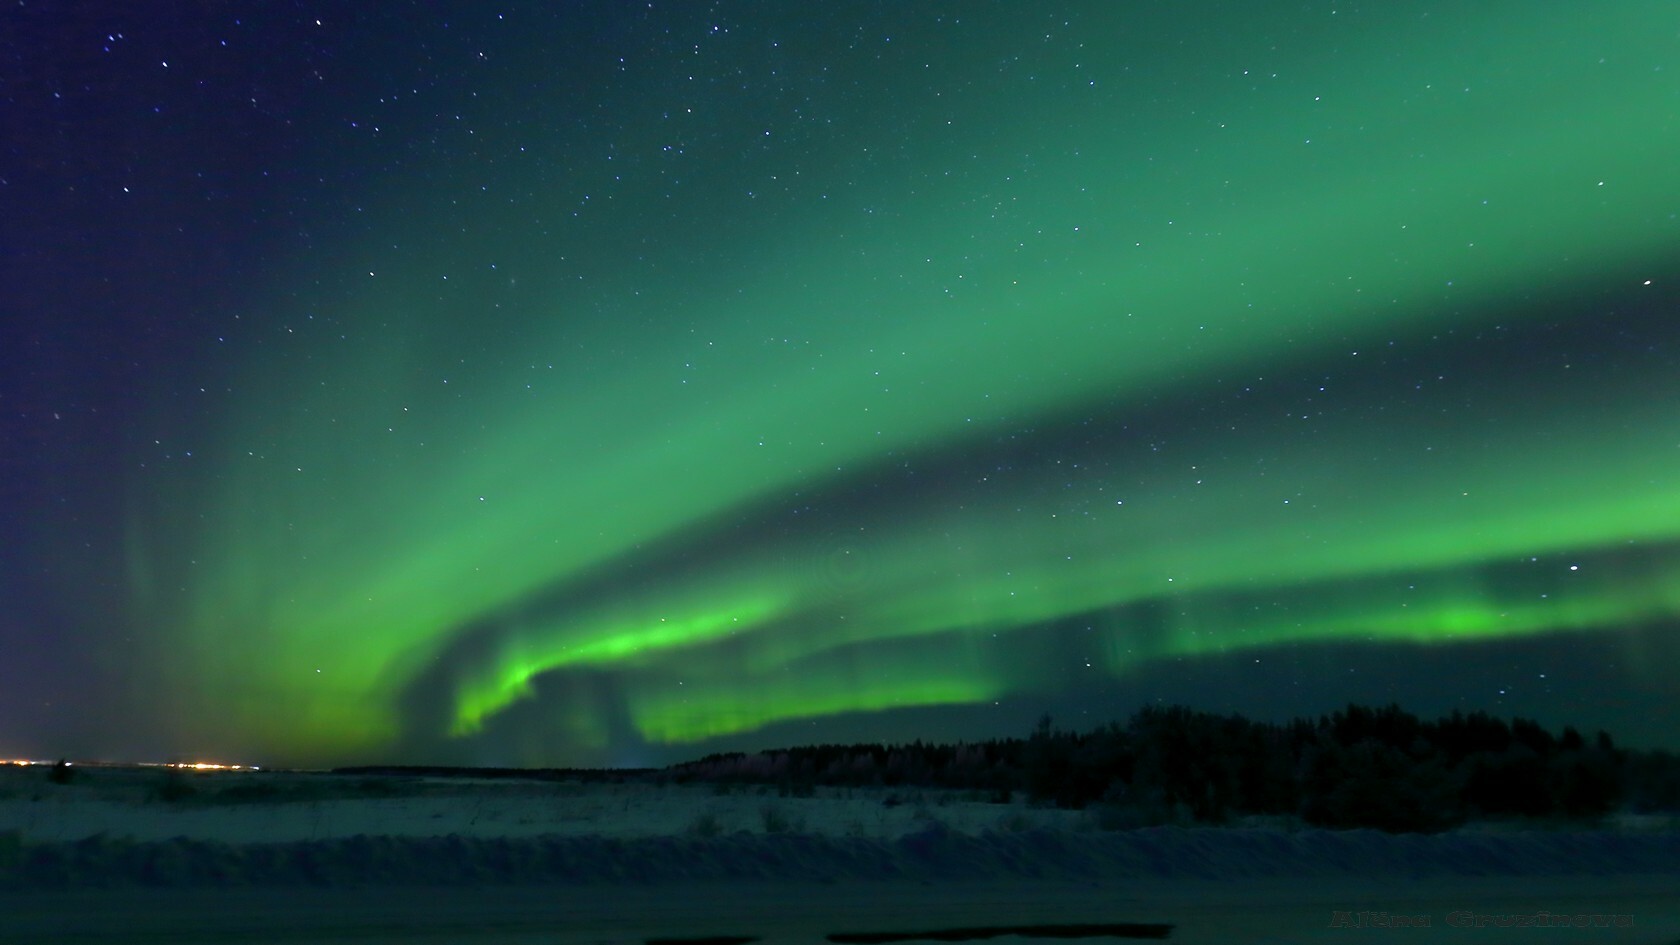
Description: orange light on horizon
xmin=5 ymin=758 xmax=262 ymax=770
xmin=164 ymin=761 xmax=261 ymax=771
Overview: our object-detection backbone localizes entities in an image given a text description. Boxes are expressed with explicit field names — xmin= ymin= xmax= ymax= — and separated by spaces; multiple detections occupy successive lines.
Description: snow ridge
xmin=5 ymin=825 xmax=1678 ymax=889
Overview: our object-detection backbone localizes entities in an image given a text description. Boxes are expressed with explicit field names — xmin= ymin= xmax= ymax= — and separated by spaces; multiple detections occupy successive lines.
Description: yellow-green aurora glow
xmin=106 ymin=3 xmax=1679 ymax=764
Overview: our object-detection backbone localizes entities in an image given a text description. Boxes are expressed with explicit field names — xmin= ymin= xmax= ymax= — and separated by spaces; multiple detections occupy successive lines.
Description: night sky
xmin=3 ymin=2 xmax=1678 ymax=768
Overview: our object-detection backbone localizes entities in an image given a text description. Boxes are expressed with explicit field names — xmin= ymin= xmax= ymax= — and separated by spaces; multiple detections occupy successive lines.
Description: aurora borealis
xmin=3 ymin=3 xmax=1678 ymax=767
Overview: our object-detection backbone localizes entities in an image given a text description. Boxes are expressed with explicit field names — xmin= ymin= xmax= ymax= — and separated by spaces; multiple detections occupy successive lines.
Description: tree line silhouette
xmin=667 ymin=704 xmax=1680 ymax=832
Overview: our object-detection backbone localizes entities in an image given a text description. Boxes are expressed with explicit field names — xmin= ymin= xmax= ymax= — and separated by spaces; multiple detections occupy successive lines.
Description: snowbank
xmin=4 ymin=772 xmax=1676 ymax=891
xmin=4 ymin=823 xmax=1678 ymax=889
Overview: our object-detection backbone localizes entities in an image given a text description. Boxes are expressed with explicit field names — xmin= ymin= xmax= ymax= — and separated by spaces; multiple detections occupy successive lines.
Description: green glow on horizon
xmin=629 ymin=665 xmax=1004 ymax=745
xmin=120 ymin=3 xmax=1680 ymax=763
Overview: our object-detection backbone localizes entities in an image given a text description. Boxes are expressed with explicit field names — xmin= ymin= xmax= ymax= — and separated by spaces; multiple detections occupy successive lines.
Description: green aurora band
xmin=126 ymin=3 xmax=1680 ymax=764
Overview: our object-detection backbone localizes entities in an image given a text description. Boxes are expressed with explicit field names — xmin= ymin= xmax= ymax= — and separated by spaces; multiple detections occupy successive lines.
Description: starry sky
xmin=3 ymin=2 xmax=1678 ymax=768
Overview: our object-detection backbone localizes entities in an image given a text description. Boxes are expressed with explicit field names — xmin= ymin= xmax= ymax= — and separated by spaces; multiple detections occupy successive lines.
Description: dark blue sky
xmin=3 ymin=2 xmax=1678 ymax=766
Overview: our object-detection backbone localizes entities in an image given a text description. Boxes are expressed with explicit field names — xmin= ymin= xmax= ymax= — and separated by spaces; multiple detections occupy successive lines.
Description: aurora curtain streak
xmin=119 ymin=2 xmax=1680 ymax=765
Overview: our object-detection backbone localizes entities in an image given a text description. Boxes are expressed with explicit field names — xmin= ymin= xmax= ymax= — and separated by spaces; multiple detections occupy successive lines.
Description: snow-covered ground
xmin=2 ymin=767 xmax=1677 ymax=944
xmin=4 ymin=875 xmax=1677 ymax=944
xmin=0 ymin=768 xmax=1088 ymax=843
